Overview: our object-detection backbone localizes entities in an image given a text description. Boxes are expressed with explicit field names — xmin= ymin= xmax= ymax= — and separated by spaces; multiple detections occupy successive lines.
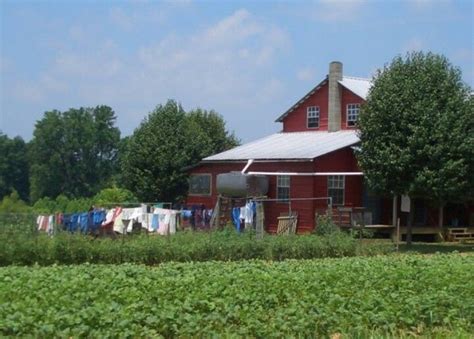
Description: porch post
xmin=438 ymin=204 xmax=444 ymax=228
xmin=392 ymin=195 xmax=398 ymax=228
xmin=392 ymin=195 xmax=398 ymax=242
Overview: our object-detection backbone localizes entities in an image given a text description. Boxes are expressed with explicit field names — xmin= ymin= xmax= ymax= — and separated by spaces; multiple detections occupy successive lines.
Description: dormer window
xmin=307 ymin=106 xmax=320 ymax=128
xmin=347 ymin=104 xmax=360 ymax=127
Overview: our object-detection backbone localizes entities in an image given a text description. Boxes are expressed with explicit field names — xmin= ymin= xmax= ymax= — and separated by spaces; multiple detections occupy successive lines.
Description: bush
xmin=314 ymin=213 xmax=339 ymax=236
xmin=0 ymin=227 xmax=377 ymax=266
xmin=0 ymin=191 xmax=31 ymax=213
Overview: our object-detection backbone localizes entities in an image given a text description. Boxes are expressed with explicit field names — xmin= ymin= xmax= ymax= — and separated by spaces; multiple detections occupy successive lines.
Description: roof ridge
xmin=343 ymin=75 xmax=371 ymax=81
xmin=278 ymin=130 xmax=357 ymax=134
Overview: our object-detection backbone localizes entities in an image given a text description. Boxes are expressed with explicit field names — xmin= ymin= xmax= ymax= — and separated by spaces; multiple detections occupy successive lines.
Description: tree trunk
xmin=438 ymin=204 xmax=444 ymax=229
xmin=406 ymin=198 xmax=415 ymax=246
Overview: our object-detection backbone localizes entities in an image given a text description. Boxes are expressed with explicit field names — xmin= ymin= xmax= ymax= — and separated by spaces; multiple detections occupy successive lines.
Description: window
xmin=328 ymin=175 xmax=344 ymax=206
xmin=189 ymin=174 xmax=211 ymax=195
xmin=307 ymin=106 xmax=320 ymax=128
xmin=347 ymin=103 xmax=360 ymax=127
xmin=277 ymin=175 xmax=290 ymax=202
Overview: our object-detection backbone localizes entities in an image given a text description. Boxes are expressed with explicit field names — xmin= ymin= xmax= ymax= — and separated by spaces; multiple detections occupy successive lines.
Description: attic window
xmin=347 ymin=104 xmax=360 ymax=127
xmin=307 ymin=106 xmax=320 ymax=128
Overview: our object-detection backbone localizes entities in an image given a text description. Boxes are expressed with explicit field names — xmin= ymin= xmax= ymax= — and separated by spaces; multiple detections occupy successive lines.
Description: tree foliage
xmin=0 ymin=190 xmax=31 ymax=213
xmin=29 ymin=106 xmax=121 ymax=201
xmin=0 ymin=133 xmax=29 ymax=201
xmin=32 ymin=187 xmax=137 ymax=213
xmin=357 ymin=52 xmax=473 ymax=205
xmin=121 ymin=100 xmax=239 ymax=202
xmin=186 ymin=108 xmax=240 ymax=154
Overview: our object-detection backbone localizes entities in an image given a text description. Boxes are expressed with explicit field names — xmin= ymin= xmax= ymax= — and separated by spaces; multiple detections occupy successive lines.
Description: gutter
xmin=247 ymin=171 xmax=363 ymax=176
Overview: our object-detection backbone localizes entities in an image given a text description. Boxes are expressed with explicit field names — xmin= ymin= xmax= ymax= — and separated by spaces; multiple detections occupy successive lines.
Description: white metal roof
xmin=338 ymin=76 xmax=372 ymax=100
xmin=203 ymin=130 xmax=360 ymax=162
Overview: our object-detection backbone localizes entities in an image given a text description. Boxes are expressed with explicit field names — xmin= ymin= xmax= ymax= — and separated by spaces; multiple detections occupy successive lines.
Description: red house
xmin=186 ymin=61 xmax=473 ymax=236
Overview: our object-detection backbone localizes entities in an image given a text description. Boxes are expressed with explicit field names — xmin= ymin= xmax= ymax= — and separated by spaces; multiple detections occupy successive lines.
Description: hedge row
xmin=0 ymin=229 xmax=390 ymax=266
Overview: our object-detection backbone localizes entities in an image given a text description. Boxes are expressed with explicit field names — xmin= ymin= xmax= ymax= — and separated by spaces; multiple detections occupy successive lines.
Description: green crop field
xmin=1 ymin=254 xmax=473 ymax=337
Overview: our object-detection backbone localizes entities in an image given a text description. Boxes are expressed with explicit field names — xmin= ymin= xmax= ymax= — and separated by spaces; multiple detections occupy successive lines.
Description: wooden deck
xmin=361 ymin=224 xmax=474 ymax=242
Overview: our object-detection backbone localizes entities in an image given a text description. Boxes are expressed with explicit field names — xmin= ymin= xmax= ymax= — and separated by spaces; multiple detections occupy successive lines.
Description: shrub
xmin=314 ymin=213 xmax=339 ymax=236
xmin=0 ymin=228 xmax=370 ymax=266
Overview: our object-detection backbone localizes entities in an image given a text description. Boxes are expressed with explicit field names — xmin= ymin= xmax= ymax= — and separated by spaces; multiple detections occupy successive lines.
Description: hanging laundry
xmin=181 ymin=209 xmax=192 ymax=228
xmin=194 ymin=209 xmax=203 ymax=229
xmin=56 ymin=213 xmax=63 ymax=228
xmin=204 ymin=209 xmax=213 ymax=228
xmin=151 ymin=213 xmax=159 ymax=232
xmin=70 ymin=214 xmax=80 ymax=232
xmin=169 ymin=210 xmax=178 ymax=234
xmin=240 ymin=206 xmax=247 ymax=223
xmin=232 ymin=207 xmax=241 ymax=232
xmin=113 ymin=210 xmax=125 ymax=234
xmin=79 ymin=213 xmax=89 ymax=233
xmin=47 ymin=215 xmax=54 ymax=235
xmin=121 ymin=207 xmax=142 ymax=233
xmin=102 ymin=208 xmax=115 ymax=227
xmin=141 ymin=213 xmax=155 ymax=232
xmin=90 ymin=210 xmax=106 ymax=232
xmin=36 ymin=215 xmax=47 ymax=231
xmin=244 ymin=202 xmax=256 ymax=229
xmin=102 ymin=207 xmax=122 ymax=234
xmin=155 ymin=208 xmax=171 ymax=235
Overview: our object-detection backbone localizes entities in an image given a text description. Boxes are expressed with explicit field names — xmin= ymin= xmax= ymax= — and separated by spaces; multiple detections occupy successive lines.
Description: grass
xmin=359 ymin=239 xmax=474 ymax=254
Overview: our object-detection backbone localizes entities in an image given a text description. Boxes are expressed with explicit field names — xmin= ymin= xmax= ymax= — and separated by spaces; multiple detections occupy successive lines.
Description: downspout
xmin=241 ymin=159 xmax=254 ymax=174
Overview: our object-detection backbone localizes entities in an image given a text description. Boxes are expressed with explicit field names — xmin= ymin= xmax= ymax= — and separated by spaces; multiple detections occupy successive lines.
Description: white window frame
xmin=327 ymin=175 xmax=345 ymax=206
xmin=276 ymin=175 xmax=290 ymax=202
xmin=307 ymin=106 xmax=320 ymax=129
xmin=346 ymin=103 xmax=360 ymax=127
xmin=188 ymin=174 xmax=212 ymax=196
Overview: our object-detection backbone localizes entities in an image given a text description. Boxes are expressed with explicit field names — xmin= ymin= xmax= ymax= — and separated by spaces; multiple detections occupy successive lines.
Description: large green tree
xmin=0 ymin=132 xmax=30 ymax=201
xmin=187 ymin=108 xmax=239 ymax=154
xmin=357 ymin=52 xmax=473 ymax=244
xmin=121 ymin=100 xmax=239 ymax=202
xmin=29 ymin=106 xmax=120 ymax=201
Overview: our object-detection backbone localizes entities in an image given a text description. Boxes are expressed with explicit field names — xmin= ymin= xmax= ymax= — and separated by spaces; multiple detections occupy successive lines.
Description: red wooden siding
xmin=341 ymin=87 xmax=365 ymax=130
xmin=282 ymin=82 xmax=329 ymax=132
xmin=187 ymin=147 xmax=363 ymax=233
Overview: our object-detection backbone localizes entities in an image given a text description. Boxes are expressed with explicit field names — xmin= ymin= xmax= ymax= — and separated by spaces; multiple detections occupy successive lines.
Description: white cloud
xmin=296 ymin=67 xmax=316 ymax=81
xmin=452 ymin=48 xmax=473 ymax=63
xmin=109 ymin=6 xmax=165 ymax=31
xmin=135 ymin=8 xmax=290 ymax=100
xmin=11 ymin=82 xmax=44 ymax=103
xmin=402 ymin=37 xmax=425 ymax=53
xmin=408 ymin=0 xmax=451 ymax=10
xmin=7 ymin=9 xmax=290 ymax=140
xmin=311 ymin=0 xmax=367 ymax=22
xmin=0 ymin=56 xmax=12 ymax=73
xmin=52 ymin=40 xmax=122 ymax=78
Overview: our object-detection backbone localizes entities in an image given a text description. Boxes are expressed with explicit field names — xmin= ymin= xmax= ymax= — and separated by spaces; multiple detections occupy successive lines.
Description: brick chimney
xmin=328 ymin=61 xmax=343 ymax=132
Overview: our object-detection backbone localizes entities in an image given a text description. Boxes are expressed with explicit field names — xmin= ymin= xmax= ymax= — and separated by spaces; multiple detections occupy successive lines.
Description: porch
xmin=329 ymin=206 xmax=474 ymax=243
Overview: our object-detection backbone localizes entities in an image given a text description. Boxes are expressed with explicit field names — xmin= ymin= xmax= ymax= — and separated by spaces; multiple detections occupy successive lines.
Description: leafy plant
xmin=314 ymin=213 xmax=339 ymax=236
xmin=0 ymin=254 xmax=472 ymax=337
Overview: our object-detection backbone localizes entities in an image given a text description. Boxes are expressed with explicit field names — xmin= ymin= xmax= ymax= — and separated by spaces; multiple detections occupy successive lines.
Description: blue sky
xmin=1 ymin=0 xmax=472 ymax=142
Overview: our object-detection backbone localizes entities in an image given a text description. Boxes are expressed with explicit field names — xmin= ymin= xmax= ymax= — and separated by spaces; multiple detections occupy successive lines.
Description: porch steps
xmin=332 ymin=208 xmax=352 ymax=228
xmin=447 ymin=228 xmax=474 ymax=243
